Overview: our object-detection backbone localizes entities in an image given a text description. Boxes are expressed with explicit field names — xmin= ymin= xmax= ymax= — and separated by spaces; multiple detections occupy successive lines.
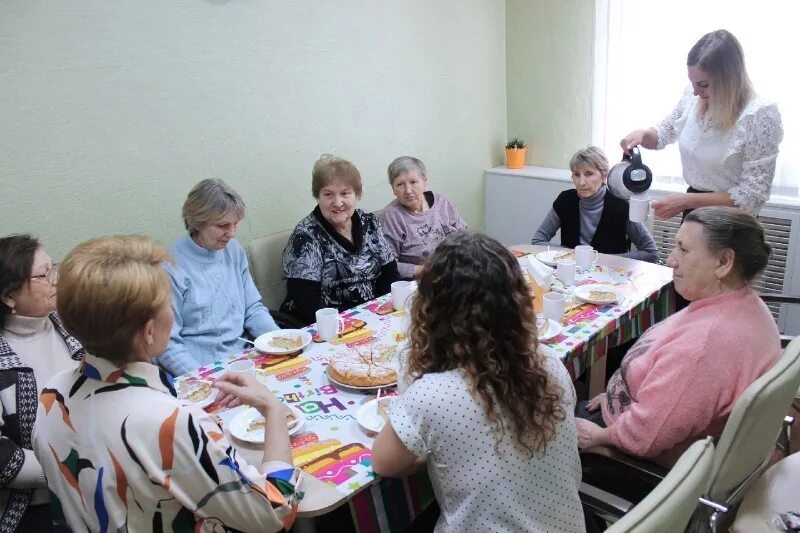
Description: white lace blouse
xmin=655 ymin=87 xmax=783 ymax=214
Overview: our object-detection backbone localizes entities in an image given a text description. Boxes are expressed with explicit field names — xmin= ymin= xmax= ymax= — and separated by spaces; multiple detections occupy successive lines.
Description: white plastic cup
xmin=391 ymin=281 xmax=413 ymax=311
xmin=575 ymin=245 xmax=599 ymax=271
xmin=227 ymin=359 xmax=255 ymax=375
xmin=315 ymin=308 xmax=344 ymax=342
xmin=556 ymin=259 xmax=576 ymax=286
xmin=542 ymin=292 xmax=566 ymax=323
xmin=629 ymin=195 xmax=651 ymax=223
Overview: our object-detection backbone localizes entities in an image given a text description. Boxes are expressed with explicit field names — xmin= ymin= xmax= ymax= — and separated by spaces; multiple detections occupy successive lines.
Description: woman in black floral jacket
xmin=0 ymin=235 xmax=83 ymax=532
xmin=281 ymin=155 xmax=399 ymax=325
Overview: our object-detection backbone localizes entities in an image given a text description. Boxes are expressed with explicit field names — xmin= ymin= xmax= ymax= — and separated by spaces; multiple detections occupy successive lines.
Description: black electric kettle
xmin=607 ymin=147 xmax=653 ymax=200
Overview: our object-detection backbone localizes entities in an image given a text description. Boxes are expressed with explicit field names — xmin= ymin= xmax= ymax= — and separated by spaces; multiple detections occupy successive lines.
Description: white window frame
xmin=591 ymin=0 xmax=799 ymax=198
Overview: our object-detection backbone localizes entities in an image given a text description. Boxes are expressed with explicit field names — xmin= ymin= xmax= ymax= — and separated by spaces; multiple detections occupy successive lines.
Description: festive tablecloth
xmin=175 ymin=252 xmax=674 ymax=532
xmin=177 ymin=301 xmax=431 ymax=532
xmin=525 ymin=253 xmax=677 ymax=379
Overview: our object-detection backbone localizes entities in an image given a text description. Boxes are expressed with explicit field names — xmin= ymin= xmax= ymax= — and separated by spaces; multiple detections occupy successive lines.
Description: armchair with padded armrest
xmin=580 ymin=335 xmax=800 ymax=532
xmin=586 ymin=437 xmax=715 ymax=533
xmin=757 ymin=292 xmax=800 ymax=455
xmin=246 ymin=230 xmax=305 ymax=329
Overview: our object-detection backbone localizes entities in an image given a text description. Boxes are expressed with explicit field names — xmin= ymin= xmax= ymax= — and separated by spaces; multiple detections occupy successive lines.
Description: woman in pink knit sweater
xmin=576 ymin=206 xmax=780 ymax=465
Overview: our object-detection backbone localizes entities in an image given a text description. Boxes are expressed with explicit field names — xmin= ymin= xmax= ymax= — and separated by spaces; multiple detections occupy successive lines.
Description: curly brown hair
xmin=406 ymin=232 xmax=566 ymax=455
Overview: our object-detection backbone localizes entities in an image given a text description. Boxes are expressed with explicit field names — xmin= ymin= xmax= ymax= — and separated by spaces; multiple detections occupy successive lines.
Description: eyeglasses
xmin=30 ymin=263 xmax=59 ymax=284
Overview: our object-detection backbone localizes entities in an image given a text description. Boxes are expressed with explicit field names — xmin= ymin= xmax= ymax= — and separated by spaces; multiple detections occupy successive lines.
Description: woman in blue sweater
xmin=157 ymin=179 xmax=279 ymax=376
xmin=532 ymin=146 xmax=658 ymax=263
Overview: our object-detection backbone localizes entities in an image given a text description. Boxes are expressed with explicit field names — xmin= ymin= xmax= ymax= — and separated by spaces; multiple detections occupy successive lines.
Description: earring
xmin=10 ymin=308 xmax=16 ymax=315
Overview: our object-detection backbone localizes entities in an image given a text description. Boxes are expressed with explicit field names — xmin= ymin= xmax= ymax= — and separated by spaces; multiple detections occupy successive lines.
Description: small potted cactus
xmin=505 ymin=137 xmax=527 ymax=169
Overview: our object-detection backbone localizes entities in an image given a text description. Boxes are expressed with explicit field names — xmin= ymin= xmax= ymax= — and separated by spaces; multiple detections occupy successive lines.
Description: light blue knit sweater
xmin=157 ymin=234 xmax=278 ymax=376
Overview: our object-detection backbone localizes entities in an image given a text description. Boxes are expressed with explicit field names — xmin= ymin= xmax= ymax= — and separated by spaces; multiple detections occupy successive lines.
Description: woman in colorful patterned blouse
xmin=32 ymin=235 xmax=301 ymax=532
xmin=281 ymin=154 xmax=400 ymax=325
xmin=0 ymin=235 xmax=83 ymax=532
xmin=621 ymin=29 xmax=783 ymax=218
xmin=379 ymin=156 xmax=467 ymax=279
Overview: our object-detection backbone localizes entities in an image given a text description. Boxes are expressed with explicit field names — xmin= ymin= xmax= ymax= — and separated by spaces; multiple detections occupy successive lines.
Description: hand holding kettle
xmin=607 ymin=147 xmax=652 ymax=201
xmin=620 ymin=128 xmax=659 ymax=153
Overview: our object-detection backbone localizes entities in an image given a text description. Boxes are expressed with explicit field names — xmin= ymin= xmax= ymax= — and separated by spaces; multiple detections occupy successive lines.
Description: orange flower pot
xmin=505 ymin=147 xmax=527 ymax=169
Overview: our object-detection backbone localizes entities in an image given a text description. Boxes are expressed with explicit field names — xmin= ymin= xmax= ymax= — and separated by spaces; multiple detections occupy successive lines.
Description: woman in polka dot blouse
xmin=372 ymin=232 xmax=585 ymax=533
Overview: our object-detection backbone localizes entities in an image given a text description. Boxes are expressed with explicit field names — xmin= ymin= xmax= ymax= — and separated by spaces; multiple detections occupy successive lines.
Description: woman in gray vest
xmin=532 ymin=146 xmax=658 ymax=263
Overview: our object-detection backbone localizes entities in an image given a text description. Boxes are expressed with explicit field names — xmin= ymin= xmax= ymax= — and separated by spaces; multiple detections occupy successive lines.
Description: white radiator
xmin=651 ymin=211 xmax=793 ymax=326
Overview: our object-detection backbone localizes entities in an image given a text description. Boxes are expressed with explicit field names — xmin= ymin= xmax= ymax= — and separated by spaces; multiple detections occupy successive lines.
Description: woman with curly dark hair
xmin=372 ymin=232 xmax=584 ymax=533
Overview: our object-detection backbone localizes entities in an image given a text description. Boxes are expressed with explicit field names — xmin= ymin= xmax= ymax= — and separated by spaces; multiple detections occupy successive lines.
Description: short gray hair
xmin=684 ymin=206 xmax=771 ymax=282
xmin=387 ymin=156 xmax=427 ymax=186
xmin=182 ymin=179 xmax=246 ymax=232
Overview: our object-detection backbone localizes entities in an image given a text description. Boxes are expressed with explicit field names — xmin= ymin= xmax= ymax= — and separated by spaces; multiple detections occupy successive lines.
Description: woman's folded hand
xmin=576 ymin=418 xmax=608 ymax=450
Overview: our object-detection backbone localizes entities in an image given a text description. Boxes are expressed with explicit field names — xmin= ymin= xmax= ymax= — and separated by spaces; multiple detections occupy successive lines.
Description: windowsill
xmin=485 ymin=166 xmax=800 ymax=209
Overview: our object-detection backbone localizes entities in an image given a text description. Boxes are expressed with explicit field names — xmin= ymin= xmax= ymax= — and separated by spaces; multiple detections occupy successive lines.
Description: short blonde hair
xmin=182 ymin=179 xmax=246 ymax=232
xmin=57 ymin=235 xmax=172 ymax=364
xmin=569 ymin=146 xmax=610 ymax=175
xmin=688 ymin=29 xmax=754 ymax=131
xmin=311 ymin=154 xmax=362 ymax=199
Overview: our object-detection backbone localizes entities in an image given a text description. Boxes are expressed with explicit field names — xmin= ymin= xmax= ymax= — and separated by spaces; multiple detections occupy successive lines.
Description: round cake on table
xmin=328 ymin=345 xmax=398 ymax=387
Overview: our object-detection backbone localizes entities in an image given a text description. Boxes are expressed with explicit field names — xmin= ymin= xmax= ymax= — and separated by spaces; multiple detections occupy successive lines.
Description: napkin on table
xmin=519 ymin=255 xmax=554 ymax=288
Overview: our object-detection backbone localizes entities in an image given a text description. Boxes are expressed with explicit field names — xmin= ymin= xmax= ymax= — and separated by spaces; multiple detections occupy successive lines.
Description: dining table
xmin=174 ymin=245 xmax=675 ymax=533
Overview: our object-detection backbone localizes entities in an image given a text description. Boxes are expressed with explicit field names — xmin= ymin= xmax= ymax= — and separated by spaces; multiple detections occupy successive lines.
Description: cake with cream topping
xmin=328 ymin=345 xmax=398 ymax=387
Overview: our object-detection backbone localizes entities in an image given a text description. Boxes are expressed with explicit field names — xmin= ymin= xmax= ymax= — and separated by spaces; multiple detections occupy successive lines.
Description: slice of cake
xmin=246 ymin=407 xmax=300 ymax=433
xmin=177 ymin=380 xmax=213 ymax=404
xmin=269 ymin=335 xmax=303 ymax=350
xmin=536 ymin=317 xmax=549 ymax=337
xmin=588 ymin=289 xmax=616 ymax=302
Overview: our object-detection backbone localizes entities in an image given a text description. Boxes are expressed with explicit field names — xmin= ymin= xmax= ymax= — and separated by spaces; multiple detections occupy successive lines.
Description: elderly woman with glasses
xmin=157 ymin=179 xmax=280 ymax=377
xmin=379 ymin=156 xmax=467 ymax=278
xmin=33 ymin=235 xmax=300 ymax=532
xmin=0 ymin=235 xmax=83 ymax=532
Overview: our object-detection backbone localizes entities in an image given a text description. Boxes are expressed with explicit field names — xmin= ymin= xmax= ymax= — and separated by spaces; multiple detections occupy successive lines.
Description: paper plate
xmin=535 ymin=249 xmax=576 ymax=267
xmin=177 ymin=380 xmax=219 ymax=409
xmin=229 ymin=405 xmax=304 ymax=443
xmin=356 ymin=398 xmax=389 ymax=433
xmin=573 ymin=284 xmax=622 ymax=305
xmin=536 ymin=317 xmax=563 ymax=342
xmin=253 ymin=329 xmax=312 ymax=355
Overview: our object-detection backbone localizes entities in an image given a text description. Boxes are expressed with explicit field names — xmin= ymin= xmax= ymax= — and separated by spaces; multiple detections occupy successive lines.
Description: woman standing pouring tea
xmin=621 ymin=29 xmax=783 ymax=219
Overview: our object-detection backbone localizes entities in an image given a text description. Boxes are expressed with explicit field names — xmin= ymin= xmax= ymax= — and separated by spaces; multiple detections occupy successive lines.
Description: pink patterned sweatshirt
xmin=379 ymin=191 xmax=467 ymax=279
xmin=601 ymin=286 xmax=780 ymax=464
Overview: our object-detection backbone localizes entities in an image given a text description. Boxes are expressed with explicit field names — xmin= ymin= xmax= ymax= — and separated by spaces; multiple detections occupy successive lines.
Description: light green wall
xmin=506 ymin=0 xmax=594 ymax=167
xmin=1 ymin=0 xmax=507 ymax=258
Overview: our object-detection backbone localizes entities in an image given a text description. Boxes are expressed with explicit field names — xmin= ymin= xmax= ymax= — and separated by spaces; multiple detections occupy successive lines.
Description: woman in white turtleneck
xmin=0 ymin=235 xmax=83 ymax=531
xmin=532 ymin=146 xmax=658 ymax=263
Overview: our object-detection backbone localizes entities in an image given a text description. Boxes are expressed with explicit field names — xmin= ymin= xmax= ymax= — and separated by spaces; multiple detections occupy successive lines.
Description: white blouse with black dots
xmin=389 ymin=354 xmax=585 ymax=533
